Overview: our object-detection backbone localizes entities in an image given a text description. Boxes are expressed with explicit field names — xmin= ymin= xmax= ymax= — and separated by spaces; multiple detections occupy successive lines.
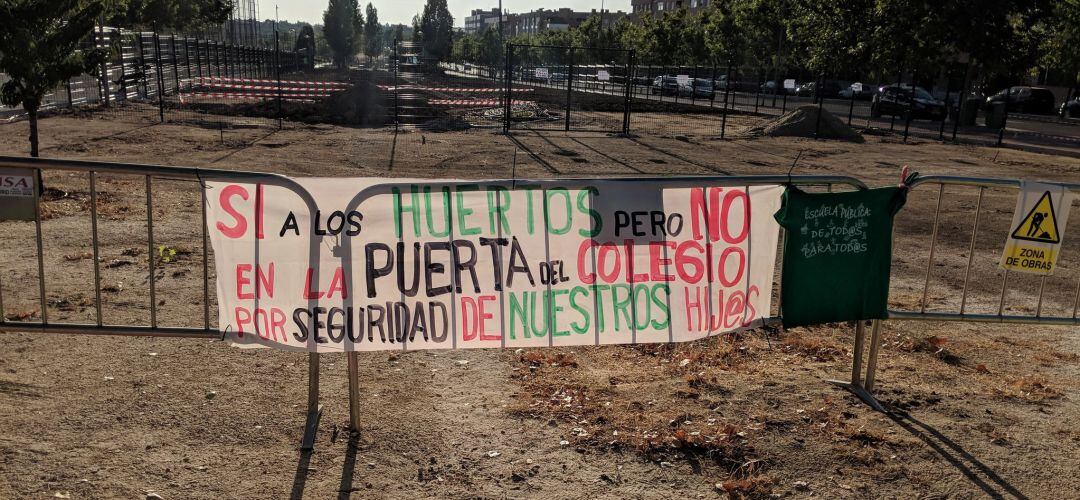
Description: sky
xmin=272 ymin=0 xmax=631 ymax=27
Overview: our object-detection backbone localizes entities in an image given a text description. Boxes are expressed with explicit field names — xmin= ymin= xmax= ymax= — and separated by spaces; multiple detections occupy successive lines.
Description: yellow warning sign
xmin=1010 ymin=191 xmax=1059 ymax=243
xmin=1000 ymin=182 xmax=1073 ymax=276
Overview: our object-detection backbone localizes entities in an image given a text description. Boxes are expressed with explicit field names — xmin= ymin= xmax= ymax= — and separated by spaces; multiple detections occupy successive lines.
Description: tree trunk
xmin=26 ymin=103 xmax=40 ymax=158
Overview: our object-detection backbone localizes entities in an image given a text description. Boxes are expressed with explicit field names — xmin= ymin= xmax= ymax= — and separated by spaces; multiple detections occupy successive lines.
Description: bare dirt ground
xmin=0 ymin=108 xmax=1078 ymax=499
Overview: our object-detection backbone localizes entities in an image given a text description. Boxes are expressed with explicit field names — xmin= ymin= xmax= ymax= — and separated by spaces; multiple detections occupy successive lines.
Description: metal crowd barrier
xmin=0 ymin=156 xmax=326 ymax=450
xmin=840 ymin=175 xmax=1080 ymax=411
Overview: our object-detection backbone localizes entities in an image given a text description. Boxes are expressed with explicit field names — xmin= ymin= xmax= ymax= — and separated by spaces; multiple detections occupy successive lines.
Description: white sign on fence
xmin=535 ymin=68 xmax=549 ymax=79
xmin=999 ymin=181 xmax=1073 ymax=275
xmin=207 ymin=179 xmax=784 ymax=352
xmin=0 ymin=167 xmax=37 ymax=221
xmin=597 ymin=70 xmax=610 ymax=82
xmin=784 ymin=79 xmax=796 ymax=90
xmin=676 ymin=74 xmax=690 ymax=86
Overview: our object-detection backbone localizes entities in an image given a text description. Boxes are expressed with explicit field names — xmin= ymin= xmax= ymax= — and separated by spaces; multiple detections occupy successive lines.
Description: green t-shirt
xmin=774 ymin=186 xmax=907 ymax=327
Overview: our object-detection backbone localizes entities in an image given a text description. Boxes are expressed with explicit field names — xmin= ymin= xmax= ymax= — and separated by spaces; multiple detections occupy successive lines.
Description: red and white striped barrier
xmin=429 ymin=99 xmax=535 ymax=106
xmin=180 ymin=92 xmax=318 ymax=102
xmin=186 ymin=82 xmax=347 ymax=93
xmin=378 ymin=85 xmax=531 ymax=93
xmin=185 ymin=76 xmax=351 ymax=88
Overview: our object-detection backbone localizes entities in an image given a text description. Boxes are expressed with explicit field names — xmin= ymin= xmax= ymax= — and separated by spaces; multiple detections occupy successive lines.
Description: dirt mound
xmin=744 ymin=105 xmax=864 ymax=142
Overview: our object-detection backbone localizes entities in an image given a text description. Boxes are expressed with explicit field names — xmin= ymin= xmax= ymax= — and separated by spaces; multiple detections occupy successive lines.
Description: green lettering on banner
xmin=509 ymin=291 xmax=528 ymax=339
xmin=425 ymin=186 xmax=450 ymax=238
xmin=525 ymin=187 xmax=537 ymax=235
xmin=593 ymin=283 xmax=609 ymax=333
xmin=650 ymin=283 xmax=671 ymax=330
xmin=568 ymin=285 xmax=592 ymax=334
xmin=611 ymin=284 xmax=632 ymax=332
xmin=487 ymin=186 xmax=511 ymax=235
xmin=529 ymin=291 xmax=549 ymax=338
xmin=577 ymin=187 xmax=601 ymax=237
xmin=551 ymin=288 xmax=570 ymax=336
xmin=455 ymin=184 xmax=481 ymax=236
xmin=545 ymin=188 xmax=573 ymax=235
xmin=392 ymin=186 xmax=421 ymax=238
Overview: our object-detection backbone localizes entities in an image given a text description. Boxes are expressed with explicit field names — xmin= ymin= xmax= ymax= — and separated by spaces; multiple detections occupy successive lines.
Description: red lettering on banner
xmin=577 ymin=239 xmax=597 ymax=284
xmin=303 ymin=267 xmax=347 ymax=299
xmin=216 ymin=184 xmax=264 ymax=239
xmin=649 ymin=241 xmax=676 ymax=282
xmin=478 ymin=295 xmax=499 ymax=340
xmin=217 ymin=185 xmax=248 ymax=238
xmin=623 ymin=239 xmax=650 ymax=283
xmin=689 ymin=187 xmax=750 ymax=244
xmin=235 ymin=263 xmax=274 ymax=299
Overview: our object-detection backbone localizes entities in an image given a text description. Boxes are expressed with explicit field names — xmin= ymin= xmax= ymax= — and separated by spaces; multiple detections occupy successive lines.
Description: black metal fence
xmin=0 ymin=25 xmax=334 ymax=130
xmin=440 ymin=45 xmax=1080 ymax=156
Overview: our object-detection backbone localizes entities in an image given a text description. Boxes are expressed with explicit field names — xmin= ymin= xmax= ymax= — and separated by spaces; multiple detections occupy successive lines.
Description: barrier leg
xmin=347 ymin=351 xmax=362 ymax=432
xmin=826 ymin=321 xmax=886 ymax=412
xmin=864 ymin=320 xmax=884 ymax=391
xmin=300 ymin=353 xmax=323 ymax=450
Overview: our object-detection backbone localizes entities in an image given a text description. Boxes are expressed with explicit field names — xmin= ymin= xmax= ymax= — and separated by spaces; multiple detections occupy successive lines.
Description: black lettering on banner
xmin=410 ymin=301 xmax=428 ymax=341
xmin=365 ymin=243 xmax=393 ymax=298
xmin=292 ymin=308 xmax=310 ymax=341
xmin=430 ymin=301 xmax=449 ymax=342
xmin=425 ymin=242 xmax=452 ymax=297
xmin=280 ymin=211 xmax=300 ymax=237
xmin=478 ymin=237 xmax=508 ymax=291
xmin=397 ymin=242 xmax=421 ymax=297
xmin=368 ymin=304 xmax=385 ymax=342
xmin=394 ymin=302 xmax=410 ymax=342
xmin=506 ymin=236 xmax=535 ymax=287
xmin=346 ymin=211 xmax=363 ymax=236
xmin=311 ymin=306 xmax=328 ymax=343
xmin=327 ymin=307 xmax=347 ymax=343
xmin=453 ymin=240 xmax=480 ymax=293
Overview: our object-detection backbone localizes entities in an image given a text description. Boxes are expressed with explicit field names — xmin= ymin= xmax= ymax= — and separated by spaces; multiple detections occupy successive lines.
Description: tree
xmin=363 ymin=3 xmax=382 ymax=61
xmin=788 ymin=0 xmax=875 ymax=78
xmin=294 ymin=25 xmax=317 ymax=70
xmin=1041 ymin=0 xmax=1080 ymax=91
xmin=323 ymin=0 xmax=363 ymax=69
xmin=416 ymin=0 xmax=453 ymax=64
xmin=0 ymin=0 xmax=108 ymax=157
xmin=105 ymin=0 xmax=231 ymax=31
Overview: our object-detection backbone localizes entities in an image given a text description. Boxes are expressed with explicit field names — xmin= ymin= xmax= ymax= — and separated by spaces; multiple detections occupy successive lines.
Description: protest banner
xmin=206 ymin=178 xmax=784 ymax=352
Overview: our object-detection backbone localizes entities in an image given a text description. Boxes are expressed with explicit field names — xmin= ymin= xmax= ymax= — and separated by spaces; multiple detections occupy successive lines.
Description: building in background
xmin=503 ymin=8 xmax=626 ymax=36
xmin=464 ymin=9 xmax=503 ymax=34
xmin=630 ymin=0 xmax=709 ymax=16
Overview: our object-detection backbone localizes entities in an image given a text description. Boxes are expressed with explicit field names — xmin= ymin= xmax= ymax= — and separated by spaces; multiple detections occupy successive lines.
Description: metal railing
xmin=0 ymin=156 xmax=325 ymax=449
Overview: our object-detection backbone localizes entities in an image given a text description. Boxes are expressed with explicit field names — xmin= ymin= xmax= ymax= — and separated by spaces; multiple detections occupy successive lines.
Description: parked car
xmin=793 ymin=82 xmax=815 ymax=96
xmin=651 ymin=76 xmax=682 ymax=96
xmin=690 ymin=78 xmax=715 ymax=99
xmin=871 ymin=84 xmax=946 ymax=119
xmin=985 ymin=86 xmax=1056 ymax=115
xmin=1060 ymin=97 xmax=1080 ymax=118
xmin=839 ymin=82 xmax=875 ymax=100
xmin=760 ymin=80 xmax=781 ymax=94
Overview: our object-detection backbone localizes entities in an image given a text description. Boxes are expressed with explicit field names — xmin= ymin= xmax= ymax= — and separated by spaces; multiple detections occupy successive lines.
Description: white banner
xmin=206 ymin=178 xmax=783 ymax=352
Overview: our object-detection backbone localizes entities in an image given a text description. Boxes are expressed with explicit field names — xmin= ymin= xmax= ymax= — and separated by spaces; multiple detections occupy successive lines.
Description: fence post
xmin=184 ymin=37 xmax=192 ymax=84
xmin=503 ymin=43 xmax=512 ymax=134
xmin=393 ymin=41 xmax=399 ymax=129
xmin=997 ymin=83 xmax=1010 ymax=147
xmin=720 ymin=60 xmax=733 ymax=139
xmin=153 ymin=26 xmax=164 ymax=122
xmin=565 ymin=47 xmax=574 ymax=132
xmin=135 ymin=31 xmax=147 ymax=98
xmin=98 ymin=21 xmax=110 ymax=107
xmin=623 ymin=49 xmax=634 ymax=135
xmin=754 ymin=67 xmax=762 ymax=114
xmin=952 ymin=62 xmax=969 ymax=142
xmin=710 ymin=62 xmax=717 ymax=107
xmin=903 ymin=70 xmax=916 ymax=143
xmin=890 ymin=65 xmax=903 ymax=131
xmin=170 ymin=35 xmax=179 ymax=92
xmin=938 ymin=67 xmax=951 ymax=140
xmin=276 ymin=31 xmax=283 ymax=130
xmin=814 ymin=72 xmax=824 ymax=139
xmin=848 ymin=81 xmax=856 ymax=125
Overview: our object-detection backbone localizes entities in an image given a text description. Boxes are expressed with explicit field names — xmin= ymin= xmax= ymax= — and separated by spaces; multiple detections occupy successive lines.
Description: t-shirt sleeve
xmin=774 ymin=186 xmax=793 ymax=227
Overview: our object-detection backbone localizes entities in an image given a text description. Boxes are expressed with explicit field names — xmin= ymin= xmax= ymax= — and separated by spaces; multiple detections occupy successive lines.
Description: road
xmin=441 ymin=66 xmax=1080 ymax=156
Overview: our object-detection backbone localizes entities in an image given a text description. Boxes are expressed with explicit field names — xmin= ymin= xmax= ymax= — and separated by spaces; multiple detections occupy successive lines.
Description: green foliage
xmin=294 ymin=25 xmax=317 ymax=69
xmin=105 ymin=0 xmax=231 ymax=31
xmin=363 ymin=3 xmax=382 ymax=59
xmin=322 ymin=0 xmax=363 ymax=69
xmin=1041 ymin=0 xmax=1080 ymax=84
xmin=416 ymin=0 xmax=454 ymax=63
xmin=0 ymin=0 xmax=108 ymax=157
